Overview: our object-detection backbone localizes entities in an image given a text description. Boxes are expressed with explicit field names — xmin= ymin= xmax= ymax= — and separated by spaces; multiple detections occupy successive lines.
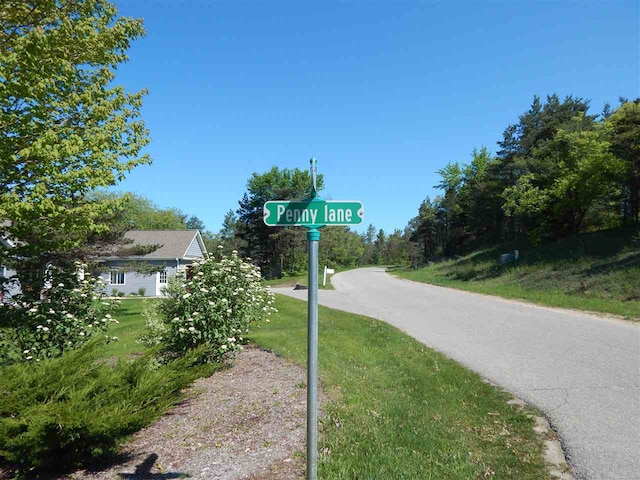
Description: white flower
xmin=200 ymin=288 xmax=208 ymax=293
xmin=172 ymin=317 xmax=180 ymax=321
xmin=105 ymin=314 xmax=111 ymax=318
xmin=23 ymin=349 xmax=30 ymax=354
xmin=57 ymin=283 xmax=65 ymax=287
xmin=226 ymin=308 xmax=232 ymax=314
xmin=79 ymin=332 xmax=85 ymax=336
xmin=179 ymin=327 xmax=186 ymax=333
xmin=218 ymin=245 xmax=224 ymax=250
xmin=188 ymin=326 xmax=195 ymax=332
xmin=227 ymin=337 xmax=236 ymax=343
xmin=28 ymin=307 xmax=37 ymax=313
xmin=232 ymin=250 xmax=238 ymax=255
xmin=26 ymin=356 xmax=33 ymax=360
xmin=221 ymin=344 xmax=228 ymax=350
xmin=42 ymin=326 xmax=49 ymax=332
xmin=48 ymin=309 xmax=55 ymax=314
xmin=197 ymin=272 xmax=204 ymax=276
xmin=80 ymin=293 xmax=87 ymax=297
xmin=36 ymin=325 xmax=42 ymax=329
xmin=182 ymin=293 xmax=191 ymax=299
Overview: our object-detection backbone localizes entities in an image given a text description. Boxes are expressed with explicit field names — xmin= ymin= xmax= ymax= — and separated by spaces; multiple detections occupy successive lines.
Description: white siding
xmin=100 ymin=260 xmax=177 ymax=297
xmin=185 ymin=236 xmax=204 ymax=258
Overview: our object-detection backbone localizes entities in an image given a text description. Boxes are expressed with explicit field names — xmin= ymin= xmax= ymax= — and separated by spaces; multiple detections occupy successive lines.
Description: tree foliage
xmin=0 ymin=0 xmax=150 ymax=299
xmin=232 ymin=167 xmax=403 ymax=274
xmin=92 ymin=192 xmax=190 ymax=230
xmin=235 ymin=166 xmax=324 ymax=277
xmin=409 ymin=95 xmax=638 ymax=262
xmin=607 ymin=99 xmax=640 ymax=223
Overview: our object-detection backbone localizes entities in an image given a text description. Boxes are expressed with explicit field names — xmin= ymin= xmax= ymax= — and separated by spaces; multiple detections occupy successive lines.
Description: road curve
xmin=273 ymin=267 xmax=640 ymax=480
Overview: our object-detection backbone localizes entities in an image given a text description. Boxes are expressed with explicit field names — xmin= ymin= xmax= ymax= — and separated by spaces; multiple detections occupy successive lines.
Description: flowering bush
xmin=143 ymin=249 xmax=276 ymax=362
xmin=0 ymin=262 xmax=120 ymax=364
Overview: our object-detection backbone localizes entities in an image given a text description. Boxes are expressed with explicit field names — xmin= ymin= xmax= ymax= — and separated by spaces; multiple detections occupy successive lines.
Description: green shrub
xmin=142 ymin=250 xmax=276 ymax=362
xmin=0 ymin=264 xmax=119 ymax=364
xmin=137 ymin=299 xmax=167 ymax=347
xmin=0 ymin=342 xmax=215 ymax=474
xmin=117 ymin=291 xmax=125 ymax=297
xmin=138 ymin=287 xmax=146 ymax=297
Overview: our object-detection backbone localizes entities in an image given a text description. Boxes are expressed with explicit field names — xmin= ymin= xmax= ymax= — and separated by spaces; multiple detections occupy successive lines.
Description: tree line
xmin=408 ymin=95 xmax=640 ymax=261
xmin=211 ymin=167 xmax=410 ymax=278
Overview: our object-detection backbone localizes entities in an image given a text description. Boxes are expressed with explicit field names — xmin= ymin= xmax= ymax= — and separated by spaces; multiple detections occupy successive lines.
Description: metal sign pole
xmin=306 ymin=227 xmax=320 ymax=480
xmin=262 ymin=157 xmax=362 ymax=480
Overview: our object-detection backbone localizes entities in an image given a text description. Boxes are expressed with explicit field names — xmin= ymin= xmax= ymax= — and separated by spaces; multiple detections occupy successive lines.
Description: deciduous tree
xmin=0 ymin=0 xmax=149 ymax=300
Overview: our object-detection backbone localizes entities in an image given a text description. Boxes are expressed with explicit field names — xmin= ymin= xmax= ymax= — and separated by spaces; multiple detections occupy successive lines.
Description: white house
xmin=98 ymin=230 xmax=208 ymax=297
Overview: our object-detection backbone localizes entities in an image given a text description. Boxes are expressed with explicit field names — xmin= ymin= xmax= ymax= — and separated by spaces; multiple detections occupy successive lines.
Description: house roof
xmin=122 ymin=230 xmax=207 ymax=259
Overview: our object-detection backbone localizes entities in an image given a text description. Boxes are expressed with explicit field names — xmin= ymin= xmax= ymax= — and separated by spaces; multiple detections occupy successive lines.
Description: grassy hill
xmin=392 ymin=227 xmax=640 ymax=319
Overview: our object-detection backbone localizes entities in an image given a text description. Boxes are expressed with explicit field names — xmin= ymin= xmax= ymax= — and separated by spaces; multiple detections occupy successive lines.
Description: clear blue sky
xmin=113 ymin=0 xmax=639 ymax=234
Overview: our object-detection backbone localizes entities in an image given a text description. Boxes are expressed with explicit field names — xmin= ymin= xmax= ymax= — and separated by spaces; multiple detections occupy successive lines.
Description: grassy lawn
xmin=249 ymin=295 xmax=549 ymax=479
xmin=103 ymin=298 xmax=148 ymax=358
xmin=392 ymin=227 xmax=640 ymax=320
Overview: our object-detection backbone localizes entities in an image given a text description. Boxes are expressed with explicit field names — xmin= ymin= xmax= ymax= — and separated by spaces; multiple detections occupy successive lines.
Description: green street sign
xmin=263 ymin=199 xmax=364 ymax=227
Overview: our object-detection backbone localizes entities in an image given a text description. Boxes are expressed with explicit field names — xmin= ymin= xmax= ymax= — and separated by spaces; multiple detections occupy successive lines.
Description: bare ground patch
xmin=58 ymin=346 xmax=308 ymax=480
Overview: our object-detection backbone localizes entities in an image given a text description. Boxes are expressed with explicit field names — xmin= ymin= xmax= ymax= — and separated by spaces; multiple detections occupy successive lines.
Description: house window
xmin=159 ymin=270 xmax=168 ymax=284
xmin=110 ymin=270 xmax=125 ymax=285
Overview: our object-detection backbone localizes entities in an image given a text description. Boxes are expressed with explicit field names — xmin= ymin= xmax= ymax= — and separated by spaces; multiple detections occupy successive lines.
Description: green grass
xmin=102 ymin=298 xmax=148 ymax=358
xmin=392 ymin=227 xmax=640 ymax=320
xmin=249 ymin=295 xmax=549 ymax=479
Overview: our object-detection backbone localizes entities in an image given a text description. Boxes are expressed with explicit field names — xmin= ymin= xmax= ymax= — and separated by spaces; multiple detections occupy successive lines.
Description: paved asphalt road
xmin=273 ymin=267 xmax=640 ymax=480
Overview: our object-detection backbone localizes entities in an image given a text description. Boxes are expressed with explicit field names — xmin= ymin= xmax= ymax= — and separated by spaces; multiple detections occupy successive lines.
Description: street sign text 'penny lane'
xmin=263 ymin=200 xmax=364 ymax=226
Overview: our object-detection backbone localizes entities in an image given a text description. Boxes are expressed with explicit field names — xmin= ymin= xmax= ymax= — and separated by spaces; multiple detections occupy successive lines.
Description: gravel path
xmin=274 ymin=267 xmax=640 ymax=480
xmin=66 ymin=347 xmax=308 ymax=480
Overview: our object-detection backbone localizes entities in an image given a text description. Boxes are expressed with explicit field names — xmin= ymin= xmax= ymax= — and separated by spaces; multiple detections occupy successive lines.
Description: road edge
xmin=387 ymin=270 xmax=639 ymax=326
